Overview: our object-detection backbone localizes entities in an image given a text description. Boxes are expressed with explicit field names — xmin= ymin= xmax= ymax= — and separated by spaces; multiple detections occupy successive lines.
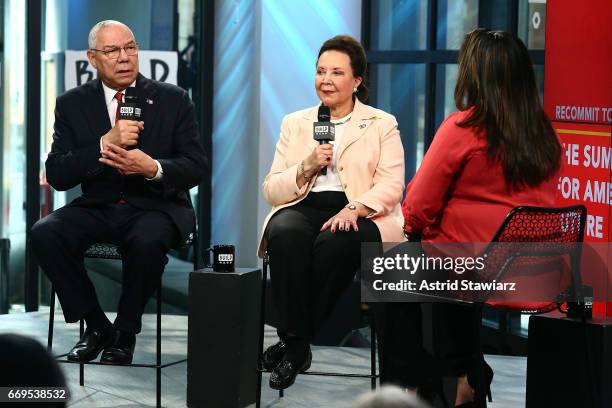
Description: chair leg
xmin=79 ymin=319 xmax=84 ymax=386
xmin=47 ymin=286 xmax=56 ymax=352
xmin=473 ymin=304 xmax=486 ymax=407
xmin=256 ymin=255 xmax=268 ymax=408
xmin=157 ymin=281 xmax=162 ymax=408
xmin=370 ymin=321 xmax=377 ymax=390
xmin=193 ymin=229 xmax=200 ymax=270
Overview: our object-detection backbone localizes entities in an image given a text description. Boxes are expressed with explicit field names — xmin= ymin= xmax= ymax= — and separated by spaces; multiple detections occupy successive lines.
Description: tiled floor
xmin=0 ymin=311 xmax=526 ymax=407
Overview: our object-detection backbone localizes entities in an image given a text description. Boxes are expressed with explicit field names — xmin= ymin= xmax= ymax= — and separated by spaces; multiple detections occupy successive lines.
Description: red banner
xmin=546 ymin=0 xmax=612 ymax=315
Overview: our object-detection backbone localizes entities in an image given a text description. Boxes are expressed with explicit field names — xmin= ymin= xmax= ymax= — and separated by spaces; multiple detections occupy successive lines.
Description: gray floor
xmin=0 ymin=311 xmax=526 ymax=407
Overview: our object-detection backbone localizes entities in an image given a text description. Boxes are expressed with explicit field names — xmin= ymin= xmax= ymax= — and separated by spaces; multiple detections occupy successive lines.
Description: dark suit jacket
xmin=45 ymin=74 xmax=208 ymax=240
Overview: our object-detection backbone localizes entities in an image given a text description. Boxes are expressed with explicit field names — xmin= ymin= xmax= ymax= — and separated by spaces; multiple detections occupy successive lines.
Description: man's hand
xmin=99 ymin=143 xmax=158 ymax=178
xmin=101 ymin=120 xmax=144 ymax=149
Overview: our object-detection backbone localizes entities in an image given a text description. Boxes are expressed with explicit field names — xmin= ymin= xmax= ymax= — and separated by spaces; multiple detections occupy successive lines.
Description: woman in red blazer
xmin=391 ymin=29 xmax=561 ymax=407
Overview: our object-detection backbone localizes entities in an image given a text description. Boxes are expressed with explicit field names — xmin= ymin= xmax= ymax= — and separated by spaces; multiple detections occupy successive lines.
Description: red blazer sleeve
xmin=402 ymin=111 xmax=477 ymax=234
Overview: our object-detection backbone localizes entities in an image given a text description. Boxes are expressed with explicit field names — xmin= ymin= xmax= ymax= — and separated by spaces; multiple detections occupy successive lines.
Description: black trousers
xmin=374 ymin=241 xmax=481 ymax=388
xmin=432 ymin=302 xmax=481 ymax=377
xmin=265 ymin=192 xmax=381 ymax=340
xmin=375 ymin=302 xmax=481 ymax=388
xmin=30 ymin=203 xmax=180 ymax=334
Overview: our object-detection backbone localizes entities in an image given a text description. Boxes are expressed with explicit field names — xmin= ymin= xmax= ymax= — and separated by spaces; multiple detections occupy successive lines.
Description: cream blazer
xmin=258 ymin=99 xmax=406 ymax=257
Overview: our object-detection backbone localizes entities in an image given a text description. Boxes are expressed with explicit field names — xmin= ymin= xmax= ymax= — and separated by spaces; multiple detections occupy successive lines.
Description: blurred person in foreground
xmin=0 ymin=333 xmax=66 ymax=407
xmin=353 ymin=385 xmax=431 ymax=408
xmin=258 ymin=35 xmax=405 ymax=390
xmin=382 ymin=29 xmax=562 ymax=407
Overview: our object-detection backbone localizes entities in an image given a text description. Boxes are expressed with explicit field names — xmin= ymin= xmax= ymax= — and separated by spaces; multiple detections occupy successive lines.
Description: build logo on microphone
xmin=120 ymin=106 xmax=142 ymax=116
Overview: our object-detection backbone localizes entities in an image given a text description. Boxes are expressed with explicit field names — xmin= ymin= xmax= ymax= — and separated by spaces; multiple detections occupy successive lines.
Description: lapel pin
xmin=358 ymin=123 xmax=367 ymax=129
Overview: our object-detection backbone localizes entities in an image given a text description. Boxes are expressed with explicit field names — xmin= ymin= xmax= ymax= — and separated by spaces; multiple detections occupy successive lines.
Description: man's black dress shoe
xmin=269 ymin=347 xmax=312 ymax=390
xmin=67 ymin=327 xmax=112 ymax=362
xmin=262 ymin=340 xmax=288 ymax=371
xmin=100 ymin=330 xmax=136 ymax=365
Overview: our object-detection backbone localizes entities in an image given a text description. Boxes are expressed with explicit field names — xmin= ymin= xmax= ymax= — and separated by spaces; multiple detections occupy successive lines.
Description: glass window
xmin=436 ymin=0 xmax=478 ymax=49
xmin=534 ymin=64 xmax=544 ymax=102
xmin=518 ymin=0 xmax=546 ymax=50
xmin=434 ymin=64 xmax=458 ymax=128
xmin=2 ymin=0 xmax=27 ymax=312
xmin=370 ymin=64 xmax=426 ymax=180
xmin=370 ymin=0 xmax=429 ymax=50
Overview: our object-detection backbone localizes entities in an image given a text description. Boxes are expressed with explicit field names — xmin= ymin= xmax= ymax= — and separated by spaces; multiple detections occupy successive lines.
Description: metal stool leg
xmin=370 ymin=322 xmax=377 ymax=390
xmin=47 ymin=286 xmax=55 ymax=352
xmin=156 ymin=281 xmax=162 ymax=408
xmin=258 ymin=255 xmax=284 ymax=401
xmin=256 ymin=254 xmax=268 ymax=408
xmin=79 ymin=319 xmax=84 ymax=386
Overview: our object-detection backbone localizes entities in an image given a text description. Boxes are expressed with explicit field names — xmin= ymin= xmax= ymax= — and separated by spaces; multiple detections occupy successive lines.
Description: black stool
xmin=256 ymin=252 xmax=378 ymax=406
xmin=47 ymin=236 xmax=198 ymax=408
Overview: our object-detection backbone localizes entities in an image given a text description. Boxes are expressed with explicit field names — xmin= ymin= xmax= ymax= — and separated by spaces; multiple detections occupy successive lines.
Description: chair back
xmin=476 ymin=205 xmax=586 ymax=313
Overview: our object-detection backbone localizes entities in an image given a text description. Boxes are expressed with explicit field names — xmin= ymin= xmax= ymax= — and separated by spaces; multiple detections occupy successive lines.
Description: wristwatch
xmin=345 ymin=203 xmax=358 ymax=211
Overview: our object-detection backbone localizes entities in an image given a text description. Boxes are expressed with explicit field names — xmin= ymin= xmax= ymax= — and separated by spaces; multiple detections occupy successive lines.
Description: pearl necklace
xmin=332 ymin=115 xmax=352 ymax=126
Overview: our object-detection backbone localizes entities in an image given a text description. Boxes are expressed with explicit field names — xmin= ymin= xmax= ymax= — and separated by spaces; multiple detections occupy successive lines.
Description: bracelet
xmin=300 ymin=160 xmax=311 ymax=182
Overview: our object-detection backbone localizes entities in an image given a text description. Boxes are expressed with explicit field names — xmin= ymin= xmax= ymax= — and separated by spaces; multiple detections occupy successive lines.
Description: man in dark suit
xmin=30 ymin=20 xmax=207 ymax=364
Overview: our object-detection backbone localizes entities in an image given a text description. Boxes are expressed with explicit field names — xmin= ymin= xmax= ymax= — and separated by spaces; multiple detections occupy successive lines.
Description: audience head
xmin=0 ymin=334 xmax=66 ymax=407
xmin=353 ymin=385 xmax=432 ymax=408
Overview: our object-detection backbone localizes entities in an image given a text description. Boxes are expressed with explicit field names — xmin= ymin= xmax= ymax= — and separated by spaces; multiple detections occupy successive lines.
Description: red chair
xmin=465 ymin=205 xmax=595 ymax=406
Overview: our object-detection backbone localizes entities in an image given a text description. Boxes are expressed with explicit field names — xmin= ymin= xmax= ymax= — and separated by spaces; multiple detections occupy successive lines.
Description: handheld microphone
xmin=313 ymin=105 xmax=335 ymax=175
xmin=118 ymin=87 xmax=142 ymax=121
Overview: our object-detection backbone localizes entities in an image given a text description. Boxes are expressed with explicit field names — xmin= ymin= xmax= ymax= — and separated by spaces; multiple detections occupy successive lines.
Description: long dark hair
xmin=454 ymin=28 xmax=560 ymax=187
xmin=318 ymin=35 xmax=369 ymax=103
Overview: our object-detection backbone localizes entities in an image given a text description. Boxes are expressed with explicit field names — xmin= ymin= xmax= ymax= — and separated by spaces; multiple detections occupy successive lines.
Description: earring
xmin=353 ymin=87 xmax=358 ymax=93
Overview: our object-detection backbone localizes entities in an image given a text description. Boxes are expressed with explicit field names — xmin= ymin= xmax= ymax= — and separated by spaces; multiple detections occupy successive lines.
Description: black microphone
xmin=118 ymin=87 xmax=142 ymax=121
xmin=313 ymin=105 xmax=335 ymax=175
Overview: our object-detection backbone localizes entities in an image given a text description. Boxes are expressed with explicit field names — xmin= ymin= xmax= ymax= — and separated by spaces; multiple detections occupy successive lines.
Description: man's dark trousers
xmin=31 ymin=203 xmax=179 ymax=333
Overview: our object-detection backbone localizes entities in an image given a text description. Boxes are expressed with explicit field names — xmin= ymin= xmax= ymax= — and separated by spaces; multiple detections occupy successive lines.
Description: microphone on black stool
xmin=313 ymin=105 xmax=335 ymax=175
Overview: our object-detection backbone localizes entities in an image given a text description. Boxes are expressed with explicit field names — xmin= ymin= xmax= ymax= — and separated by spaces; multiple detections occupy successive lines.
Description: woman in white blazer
xmin=258 ymin=35 xmax=405 ymax=390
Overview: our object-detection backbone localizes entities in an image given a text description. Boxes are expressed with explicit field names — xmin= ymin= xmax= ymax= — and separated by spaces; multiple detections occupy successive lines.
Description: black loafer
xmin=67 ymin=327 xmax=112 ymax=362
xmin=100 ymin=330 xmax=136 ymax=365
xmin=269 ymin=348 xmax=312 ymax=390
xmin=262 ymin=340 xmax=288 ymax=371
